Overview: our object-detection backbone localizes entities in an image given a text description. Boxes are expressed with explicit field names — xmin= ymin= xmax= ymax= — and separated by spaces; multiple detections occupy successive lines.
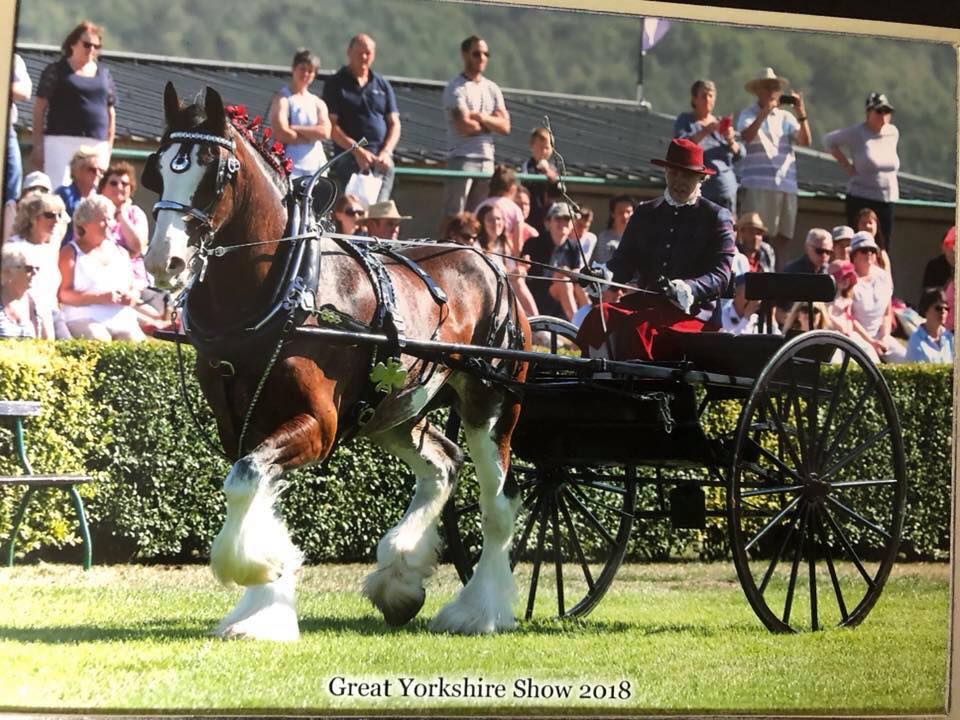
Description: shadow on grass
xmin=0 ymin=616 xmax=761 ymax=644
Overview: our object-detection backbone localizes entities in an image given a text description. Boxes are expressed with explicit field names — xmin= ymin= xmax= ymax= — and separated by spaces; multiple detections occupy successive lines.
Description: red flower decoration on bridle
xmin=223 ymin=103 xmax=291 ymax=178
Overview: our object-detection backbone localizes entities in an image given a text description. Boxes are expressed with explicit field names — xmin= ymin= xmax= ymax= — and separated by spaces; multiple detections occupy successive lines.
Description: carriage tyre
xmin=728 ymin=331 xmax=906 ymax=633
xmin=441 ymin=316 xmax=638 ymax=621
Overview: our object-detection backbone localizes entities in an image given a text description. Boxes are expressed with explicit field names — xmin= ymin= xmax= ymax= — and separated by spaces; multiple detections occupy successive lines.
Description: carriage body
xmin=442 ymin=275 xmax=908 ymax=633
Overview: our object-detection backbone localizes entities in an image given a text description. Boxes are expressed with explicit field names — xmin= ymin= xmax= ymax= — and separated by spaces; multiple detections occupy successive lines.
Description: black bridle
xmin=141 ymin=130 xmax=240 ymax=230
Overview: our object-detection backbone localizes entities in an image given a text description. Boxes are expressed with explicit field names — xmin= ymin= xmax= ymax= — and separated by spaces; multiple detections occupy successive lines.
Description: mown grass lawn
xmin=0 ymin=561 xmax=949 ymax=715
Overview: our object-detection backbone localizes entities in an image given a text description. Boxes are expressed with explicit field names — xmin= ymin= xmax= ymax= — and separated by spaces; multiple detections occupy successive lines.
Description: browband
xmin=168 ymin=131 xmax=236 ymax=152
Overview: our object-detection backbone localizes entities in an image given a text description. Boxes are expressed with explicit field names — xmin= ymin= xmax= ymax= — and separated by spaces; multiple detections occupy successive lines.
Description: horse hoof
xmin=380 ymin=586 xmax=426 ymax=627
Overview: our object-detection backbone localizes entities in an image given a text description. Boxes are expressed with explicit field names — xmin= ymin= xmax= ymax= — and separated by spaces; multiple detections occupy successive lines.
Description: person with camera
xmin=737 ymin=67 xmax=811 ymax=269
xmin=673 ymin=79 xmax=743 ymax=214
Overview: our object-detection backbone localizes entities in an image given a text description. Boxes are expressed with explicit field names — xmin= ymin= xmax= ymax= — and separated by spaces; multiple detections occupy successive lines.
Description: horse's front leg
xmin=210 ymin=411 xmax=329 ymax=641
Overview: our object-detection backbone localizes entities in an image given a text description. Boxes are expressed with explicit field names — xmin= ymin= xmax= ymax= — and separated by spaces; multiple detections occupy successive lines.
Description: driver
xmin=576 ymin=138 xmax=736 ymax=360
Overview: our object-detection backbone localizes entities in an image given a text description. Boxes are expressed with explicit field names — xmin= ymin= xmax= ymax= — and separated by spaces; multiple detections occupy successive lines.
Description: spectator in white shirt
xmin=849 ymin=231 xmax=905 ymax=363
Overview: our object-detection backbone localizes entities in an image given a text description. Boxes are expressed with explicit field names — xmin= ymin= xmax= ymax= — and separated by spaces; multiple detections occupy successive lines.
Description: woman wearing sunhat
xmin=737 ymin=67 xmax=811 ymax=268
xmin=575 ymin=138 xmax=736 ymax=361
xmin=824 ymin=92 xmax=900 ymax=251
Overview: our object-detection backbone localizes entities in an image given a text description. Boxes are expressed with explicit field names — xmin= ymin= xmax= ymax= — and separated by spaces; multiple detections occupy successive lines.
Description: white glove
xmin=665 ymin=279 xmax=694 ymax=314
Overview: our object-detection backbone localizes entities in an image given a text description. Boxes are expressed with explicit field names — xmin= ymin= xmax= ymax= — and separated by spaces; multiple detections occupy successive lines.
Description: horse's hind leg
xmin=431 ymin=395 xmax=521 ymax=635
xmin=363 ymin=417 xmax=462 ymax=626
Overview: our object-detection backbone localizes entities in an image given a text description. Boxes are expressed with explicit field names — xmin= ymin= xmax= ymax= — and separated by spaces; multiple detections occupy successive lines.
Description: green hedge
xmin=0 ymin=340 xmax=952 ymax=564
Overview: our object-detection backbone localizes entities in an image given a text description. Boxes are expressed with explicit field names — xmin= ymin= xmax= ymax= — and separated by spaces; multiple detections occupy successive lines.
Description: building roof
xmin=14 ymin=44 xmax=956 ymax=205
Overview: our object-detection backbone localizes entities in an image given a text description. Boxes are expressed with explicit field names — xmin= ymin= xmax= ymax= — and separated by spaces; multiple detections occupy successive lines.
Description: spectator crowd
xmin=1 ymin=21 xmax=954 ymax=365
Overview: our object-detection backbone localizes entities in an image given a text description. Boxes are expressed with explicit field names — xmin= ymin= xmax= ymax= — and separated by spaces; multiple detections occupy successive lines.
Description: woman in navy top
xmin=673 ymin=79 xmax=743 ymax=214
xmin=31 ymin=21 xmax=115 ymax=189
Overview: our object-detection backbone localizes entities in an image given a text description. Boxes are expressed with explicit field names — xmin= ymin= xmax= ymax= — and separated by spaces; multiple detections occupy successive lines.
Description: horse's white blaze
xmin=143 ymin=145 xmax=206 ymax=283
xmin=431 ymin=421 xmax=517 ymax=635
xmin=363 ymin=422 xmax=458 ymax=622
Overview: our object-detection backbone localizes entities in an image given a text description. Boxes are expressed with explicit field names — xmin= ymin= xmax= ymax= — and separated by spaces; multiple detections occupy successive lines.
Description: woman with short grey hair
xmin=0 ymin=244 xmax=51 ymax=338
xmin=673 ymin=78 xmax=743 ymax=213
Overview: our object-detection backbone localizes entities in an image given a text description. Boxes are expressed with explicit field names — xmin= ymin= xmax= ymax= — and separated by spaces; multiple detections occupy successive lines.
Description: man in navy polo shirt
xmin=323 ymin=33 xmax=401 ymax=203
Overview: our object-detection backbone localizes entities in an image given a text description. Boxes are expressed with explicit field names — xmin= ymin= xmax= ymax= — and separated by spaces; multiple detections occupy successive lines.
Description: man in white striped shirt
xmin=736 ymin=67 xmax=811 ymax=269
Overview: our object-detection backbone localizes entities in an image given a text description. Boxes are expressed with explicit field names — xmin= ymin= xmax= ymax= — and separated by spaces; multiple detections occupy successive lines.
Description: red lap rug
xmin=575 ymin=292 xmax=707 ymax=361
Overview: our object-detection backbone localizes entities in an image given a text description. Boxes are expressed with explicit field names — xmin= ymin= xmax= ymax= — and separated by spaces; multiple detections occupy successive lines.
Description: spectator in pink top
xmin=99 ymin=162 xmax=148 ymax=285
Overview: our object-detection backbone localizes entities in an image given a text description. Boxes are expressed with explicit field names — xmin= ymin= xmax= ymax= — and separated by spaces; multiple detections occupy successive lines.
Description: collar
xmin=663 ymin=187 xmax=701 ymax=207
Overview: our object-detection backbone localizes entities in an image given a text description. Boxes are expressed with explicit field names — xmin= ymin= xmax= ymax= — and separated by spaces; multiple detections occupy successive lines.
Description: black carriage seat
xmin=746 ymin=272 xmax=836 ymax=333
xmin=662 ymin=274 xmax=838 ymax=377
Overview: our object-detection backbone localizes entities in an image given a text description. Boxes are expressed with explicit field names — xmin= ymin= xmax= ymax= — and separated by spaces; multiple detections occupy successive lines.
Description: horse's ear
xmin=163 ymin=81 xmax=181 ymax=126
xmin=204 ymin=87 xmax=227 ymax=134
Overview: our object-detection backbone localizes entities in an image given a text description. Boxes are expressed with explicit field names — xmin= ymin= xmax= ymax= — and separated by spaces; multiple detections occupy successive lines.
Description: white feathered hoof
xmin=363 ymin=565 xmax=427 ymax=627
xmin=429 ymin=566 xmax=517 ymax=635
xmin=215 ymin=575 xmax=300 ymax=642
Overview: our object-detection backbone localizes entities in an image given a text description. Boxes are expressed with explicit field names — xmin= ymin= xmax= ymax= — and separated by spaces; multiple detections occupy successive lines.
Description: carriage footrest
xmin=669 ymin=485 xmax=706 ymax=529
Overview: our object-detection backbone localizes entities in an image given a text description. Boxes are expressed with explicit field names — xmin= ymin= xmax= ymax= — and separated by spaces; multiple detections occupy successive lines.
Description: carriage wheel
xmin=728 ymin=331 xmax=906 ymax=632
xmin=441 ymin=316 xmax=638 ymax=620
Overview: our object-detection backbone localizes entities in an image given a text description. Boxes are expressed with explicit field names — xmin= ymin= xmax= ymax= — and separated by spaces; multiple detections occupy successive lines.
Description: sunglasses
xmin=82 ymin=40 xmax=101 ymax=50
xmin=41 ymin=211 xmax=60 ymax=220
xmin=343 ymin=207 xmax=365 ymax=217
xmin=19 ymin=265 xmax=40 ymax=274
xmin=814 ymin=248 xmax=833 ymax=256
xmin=934 ymin=304 xmax=949 ymax=312
xmin=471 ymin=50 xmax=490 ymax=58
xmin=108 ymin=178 xmax=131 ymax=188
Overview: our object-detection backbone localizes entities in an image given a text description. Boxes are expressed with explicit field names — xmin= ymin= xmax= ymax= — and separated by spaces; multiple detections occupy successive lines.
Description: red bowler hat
xmin=651 ymin=137 xmax=716 ymax=175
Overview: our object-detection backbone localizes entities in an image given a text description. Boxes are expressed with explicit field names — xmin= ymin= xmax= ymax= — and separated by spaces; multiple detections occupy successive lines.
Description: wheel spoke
xmin=815 ymin=352 xmax=850 ymax=467
xmin=782 ymin=503 xmax=808 ymax=625
xmin=787 ymin=362 xmax=811 ymax=474
xmin=744 ymin=494 xmax=803 ymax=552
xmin=825 ymin=495 xmax=892 ymax=541
xmin=762 ymin=394 xmax=804 ymax=474
xmin=569 ymin=477 xmax=630 ymax=496
xmin=821 ymin=504 xmax=876 ymax=589
xmin=526 ymin=494 xmax=552 ymax=620
xmin=821 ymin=381 xmax=876 ymax=470
xmin=741 ymin=483 xmax=804 ymax=498
xmin=814 ymin=506 xmax=849 ymax=622
xmin=821 ymin=428 xmax=892 ymax=482
xmin=557 ymin=493 xmax=595 ymax=591
xmin=551 ymin=502 xmax=565 ymax=617
xmin=751 ymin=443 xmax=805 ymax=486
xmin=569 ymin=482 xmax=635 ymax=519
xmin=807 ymin=507 xmax=819 ymax=631
xmin=562 ymin=486 xmax=617 ymax=547
xmin=759 ymin=504 xmax=801 ymax=595
xmin=829 ymin=478 xmax=898 ymax=490
xmin=514 ymin=489 xmax=545 ymax=565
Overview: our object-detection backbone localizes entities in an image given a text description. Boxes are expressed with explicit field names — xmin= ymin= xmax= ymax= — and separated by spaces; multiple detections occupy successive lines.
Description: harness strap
xmin=373 ymin=245 xmax=449 ymax=306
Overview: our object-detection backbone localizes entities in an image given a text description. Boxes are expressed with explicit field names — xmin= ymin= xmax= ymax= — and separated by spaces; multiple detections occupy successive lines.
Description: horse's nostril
xmin=167 ymin=258 xmax=186 ymax=276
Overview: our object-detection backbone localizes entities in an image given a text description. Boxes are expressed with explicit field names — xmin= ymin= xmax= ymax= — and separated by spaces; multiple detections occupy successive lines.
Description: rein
xmin=192 ymin=230 xmax=654 ymax=296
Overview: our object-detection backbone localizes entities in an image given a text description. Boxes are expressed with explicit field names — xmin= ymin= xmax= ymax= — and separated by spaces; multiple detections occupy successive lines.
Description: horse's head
xmin=143 ymin=82 xmax=242 ymax=287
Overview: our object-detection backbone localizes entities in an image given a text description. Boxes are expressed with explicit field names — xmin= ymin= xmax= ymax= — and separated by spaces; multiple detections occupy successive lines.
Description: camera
xmin=778 ymin=94 xmax=796 ymax=105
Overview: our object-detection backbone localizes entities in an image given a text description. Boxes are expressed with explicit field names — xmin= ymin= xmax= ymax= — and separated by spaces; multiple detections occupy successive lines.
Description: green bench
xmin=0 ymin=400 xmax=93 ymax=570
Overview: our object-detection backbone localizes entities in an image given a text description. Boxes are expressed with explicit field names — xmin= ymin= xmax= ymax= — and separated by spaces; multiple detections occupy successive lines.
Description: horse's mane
xmin=168 ymin=94 xmax=291 ymax=197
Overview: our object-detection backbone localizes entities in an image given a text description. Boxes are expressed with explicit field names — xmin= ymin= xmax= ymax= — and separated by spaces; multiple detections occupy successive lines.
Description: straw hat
xmin=358 ymin=200 xmax=412 ymax=223
xmin=745 ymin=67 xmax=789 ymax=95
